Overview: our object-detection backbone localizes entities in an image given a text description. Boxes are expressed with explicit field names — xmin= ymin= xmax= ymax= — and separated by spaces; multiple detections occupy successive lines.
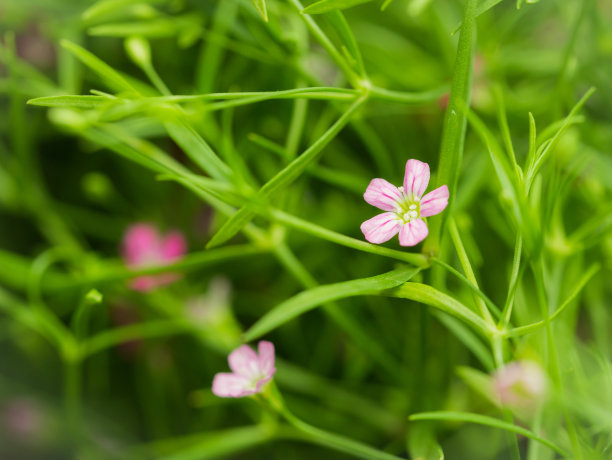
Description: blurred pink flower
xmin=121 ymin=223 xmax=187 ymax=291
xmin=212 ymin=341 xmax=276 ymax=398
xmin=2 ymin=399 xmax=42 ymax=439
xmin=361 ymin=159 xmax=449 ymax=246
xmin=492 ymin=361 xmax=548 ymax=410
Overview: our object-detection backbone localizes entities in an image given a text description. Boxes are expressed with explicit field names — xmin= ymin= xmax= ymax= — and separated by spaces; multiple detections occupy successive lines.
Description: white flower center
xmin=395 ymin=188 xmax=420 ymax=223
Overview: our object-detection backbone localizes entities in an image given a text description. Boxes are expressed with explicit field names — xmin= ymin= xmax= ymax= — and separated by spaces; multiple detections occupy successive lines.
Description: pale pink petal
xmin=363 ymin=179 xmax=402 ymax=211
xmin=403 ymin=159 xmax=430 ymax=199
xmin=420 ymin=185 xmax=449 ymax=217
xmin=212 ymin=373 xmax=254 ymax=398
xmin=228 ymin=345 xmax=260 ymax=379
xmin=257 ymin=341 xmax=276 ymax=377
xmin=360 ymin=213 xmax=401 ymax=244
xmin=122 ymin=224 xmax=160 ymax=266
xmin=398 ymin=219 xmax=429 ymax=246
xmin=161 ymin=231 xmax=187 ymax=262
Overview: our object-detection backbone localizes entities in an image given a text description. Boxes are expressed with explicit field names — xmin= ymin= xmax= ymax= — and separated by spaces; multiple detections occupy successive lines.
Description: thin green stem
xmin=423 ymin=0 xmax=478 ymax=256
xmin=448 ymin=219 xmax=495 ymax=326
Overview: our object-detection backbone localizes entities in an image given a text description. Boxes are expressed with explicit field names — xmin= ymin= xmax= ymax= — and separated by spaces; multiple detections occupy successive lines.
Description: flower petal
xmin=363 ymin=179 xmax=402 ymax=211
xmin=122 ymin=223 xmax=160 ymax=266
xmin=420 ymin=185 xmax=449 ymax=217
xmin=398 ymin=219 xmax=428 ymax=246
xmin=161 ymin=231 xmax=187 ymax=261
xmin=228 ymin=345 xmax=260 ymax=378
xmin=212 ymin=373 xmax=253 ymax=398
xmin=403 ymin=159 xmax=430 ymax=199
xmin=257 ymin=341 xmax=276 ymax=377
xmin=360 ymin=213 xmax=401 ymax=244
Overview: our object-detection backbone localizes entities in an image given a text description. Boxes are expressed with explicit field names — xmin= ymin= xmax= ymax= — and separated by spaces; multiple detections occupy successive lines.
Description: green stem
xmin=423 ymin=0 xmax=478 ymax=256
xmin=64 ymin=350 xmax=82 ymax=448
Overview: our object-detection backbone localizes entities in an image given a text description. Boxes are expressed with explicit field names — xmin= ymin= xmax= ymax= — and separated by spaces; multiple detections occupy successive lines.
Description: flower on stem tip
xmin=361 ymin=159 xmax=449 ymax=246
xmin=212 ymin=341 xmax=276 ymax=398
xmin=121 ymin=223 xmax=187 ymax=292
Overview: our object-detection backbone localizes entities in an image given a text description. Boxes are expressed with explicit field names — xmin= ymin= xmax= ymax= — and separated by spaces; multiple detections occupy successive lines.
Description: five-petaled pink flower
xmin=361 ymin=159 xmax=449 ymax=246
xmin=212 ymin=341 xmax=276 ymax=398
xmin=121 ymin=223 xmax=187 ymax=292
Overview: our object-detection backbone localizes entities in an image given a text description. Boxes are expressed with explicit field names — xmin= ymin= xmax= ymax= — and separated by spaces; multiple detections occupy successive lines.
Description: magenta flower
xmin=121 ymin=223 xmax=187 ymax=292
xmin=361 ymin=159 xmax=449 ymax=246
xmin=212 ymin=341 xmax=276 ymax=398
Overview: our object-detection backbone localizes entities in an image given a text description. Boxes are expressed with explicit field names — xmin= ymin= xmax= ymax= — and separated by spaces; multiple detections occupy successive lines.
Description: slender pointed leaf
xmin=244 ymin=266 xmax=420 ymax=341
xmin=303 ymin=0 xmax=375 ymax=14
xmin=409 ymin=412 xmax=568 ymax=457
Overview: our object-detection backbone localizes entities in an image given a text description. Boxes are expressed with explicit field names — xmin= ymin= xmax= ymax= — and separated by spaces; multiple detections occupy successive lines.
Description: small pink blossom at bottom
xmin=492 ymin=361 xmax=548 ymax=409
xmin=361 ymin=159 xmax=449 ymax=246
xmin=212 ymin=341 xmax=276 ymax=398
xmin=121 ymin=223 xmax=187 ymax=292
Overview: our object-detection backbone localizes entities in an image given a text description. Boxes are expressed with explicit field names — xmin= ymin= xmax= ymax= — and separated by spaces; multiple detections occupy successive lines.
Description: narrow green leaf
xmin=387 ymin=283 xmax=490 ymax=336
xmin=325 ymin=11 xmax=366 ymax=77
xmin=244 ymin=266 xmax=420 ymax=341
xmin=508 ymin=263 xmax=600 ymax=337
xmin=156 ymin=425 xmax=276 ymax=460
xmin=303 ymin=0 xmax=374 ymax=14
xmin=251 ymin=0 xmax=269 ymax=21
xmin=88 ymin=16 xmax=201 ymax=38
xmin=423 ymin=0 xmax=477 ymax=255
xmin=409 ymin=412 xmax=568 ymax=457
xmin=527 ymin=87 xmax=595 ymax=187
xmin=60 ymin=39 xmax=137 ymax=93
xmin=206 ymin=95 xmax=365 ymax=248
xmin=164 ymin=118 xmax=233 ymax=181
xmin=27 ymin=95 xmax=111 ymax=109
xmin=82 ymin=0 xmax=165 ymax=22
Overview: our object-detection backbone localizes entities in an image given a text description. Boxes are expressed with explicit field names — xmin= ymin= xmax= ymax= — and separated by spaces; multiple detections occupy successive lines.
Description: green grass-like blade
xmin=302 ymin=0 xmax=374 ymax=14
xmin=409 ymin=411 xmax=569 ymax=457
xmin=61 ymin=39 xmax=137 ymax=93
xmin=387 ymin=283 xmax=490 ymax=336
xmin=164 ymin=119 xmax=233 ymax=181
xmin=206 ymin=95 xmax=366 ymax=248
xmin=244 ymin=265 xmax=420 ymax=341
xmin=423 ymin=0 xmax=478 ymax=255
xmin=251 ymin=0 xmax=269 ymax=21
xmin=27 ymin=95 xmax=110 ymax=108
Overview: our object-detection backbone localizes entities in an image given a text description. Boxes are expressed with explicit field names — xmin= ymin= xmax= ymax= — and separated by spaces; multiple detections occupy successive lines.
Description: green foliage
xmin=0 ymin=0 xmax=611 ymax=458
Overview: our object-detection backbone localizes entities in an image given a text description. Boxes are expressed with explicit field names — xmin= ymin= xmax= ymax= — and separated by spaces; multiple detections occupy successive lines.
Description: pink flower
xmin=212 ymin=341 xmax=276 ymax=398
xmin=121 ymin=223 xmax=187 ymax=291
xmin=361 ymin=159 xmax=449 ymax=246
xmin=492 ymin=361 xmax=548 ymax=410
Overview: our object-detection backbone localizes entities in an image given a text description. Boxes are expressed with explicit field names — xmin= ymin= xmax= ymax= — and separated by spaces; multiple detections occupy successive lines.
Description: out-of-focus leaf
xmin=251 ymin=0 xmax=269 ymax=21
xmin=88 ymin=15 xmax=202 ymax=39
xmin=456 ymin=366 xmax=496 ymax=404
xmin=408 ymin=422 xmax=444 ymax=460
xmin=409 ymin=412 xmax=568 ymax=457
xmin=302 ymin=0 xmax=375 ymax=15
xmin=27 ymin=95 xmax=111 ymax=109
xmin=244 ymin=265 xmax=420 ymax=341
xmin=61 ymin=40 xmax=137 ymax=93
